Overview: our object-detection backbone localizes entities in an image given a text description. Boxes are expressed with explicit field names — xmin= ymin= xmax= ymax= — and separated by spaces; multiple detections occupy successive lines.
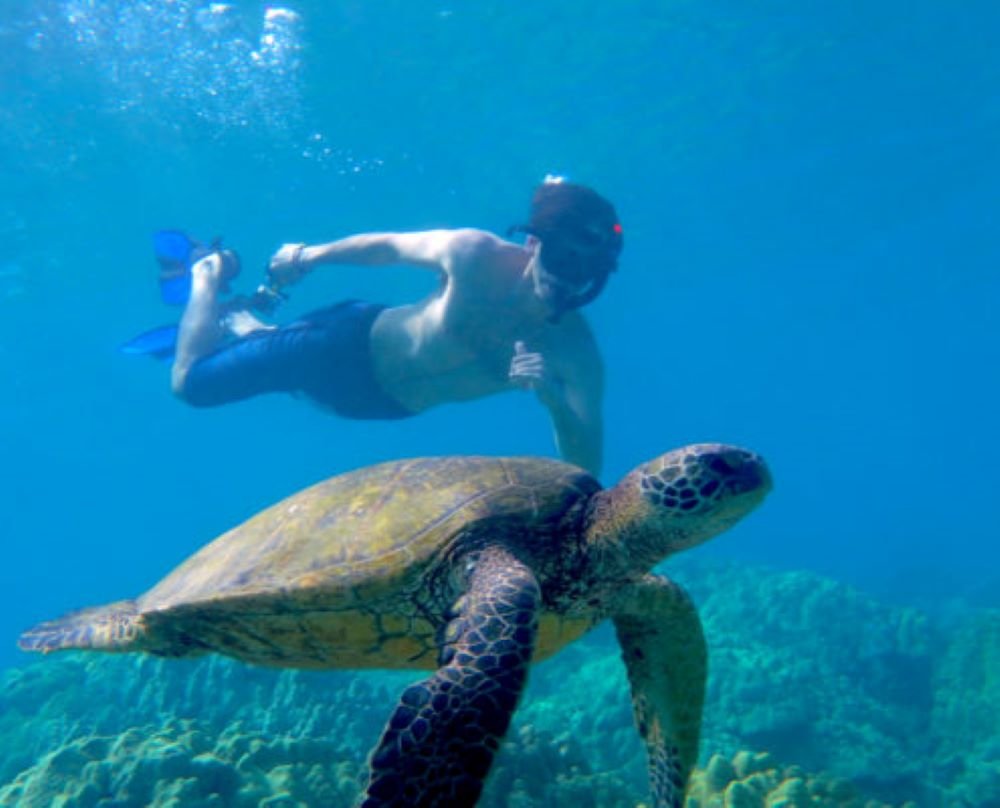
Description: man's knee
xmin=170 ymin=363 xmax=191 ymax=400
xmin=171 ymin=363 xmax=214 ymax=407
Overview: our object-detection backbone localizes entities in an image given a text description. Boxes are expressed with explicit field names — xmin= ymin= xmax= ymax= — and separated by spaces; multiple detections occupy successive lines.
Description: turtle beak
xmin=703 ymin=448 xmax=772 ymax=498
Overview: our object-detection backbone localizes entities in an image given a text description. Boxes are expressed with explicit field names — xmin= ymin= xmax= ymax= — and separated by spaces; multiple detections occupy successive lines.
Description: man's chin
xmin=542 ymin=295 xmax=570 ymax=321
xmin=540 ymin=293 xmax=563 ymax=311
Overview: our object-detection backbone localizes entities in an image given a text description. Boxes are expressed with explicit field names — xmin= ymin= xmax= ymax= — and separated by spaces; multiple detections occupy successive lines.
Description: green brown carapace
xmin=20 ymin=443 xmax=771 ymax=807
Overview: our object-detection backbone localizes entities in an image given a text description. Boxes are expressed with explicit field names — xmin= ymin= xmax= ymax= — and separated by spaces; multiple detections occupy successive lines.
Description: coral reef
xmin=0 ymin=720 xmax=363 ymax=807
xmin=928 ymin=608 xmax=1000 ymax=806
xmin=0 ymin=654 xmax=408 ymax=793
xmin=685 ymin=750 xmax=903 ymax=808
xmin=671 ymin=560 xmax=938 ymax=800
xmin=0 ymin=721 xmax=897 ymax=808
xmin=1 ymin=561 xmax=996 ymax=807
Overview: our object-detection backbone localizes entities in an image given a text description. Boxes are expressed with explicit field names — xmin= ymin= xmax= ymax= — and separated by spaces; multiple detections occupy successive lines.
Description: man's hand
xmin=509 ymin=341 xmax=562 ymax=406
xmin=267 ymin=243 xmax=309 ymax=289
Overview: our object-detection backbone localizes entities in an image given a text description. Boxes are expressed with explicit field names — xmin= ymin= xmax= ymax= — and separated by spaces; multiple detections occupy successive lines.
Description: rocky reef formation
xmin=1 ymin=561 xmax=996 ymax=807
xmin=926 ymin=607 xmax=1000 ymax=805
xmin=680 ymin=562 xmax=938 ymax=799
xmin=686 ymin=750 xmax=897 ymax=808
xmin=0 ymin=720 xmax=363 ymax=807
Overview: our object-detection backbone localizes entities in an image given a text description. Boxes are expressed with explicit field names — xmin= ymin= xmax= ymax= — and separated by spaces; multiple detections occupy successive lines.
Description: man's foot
xmin=191 ymin=250 xmax=241 ymax=290
xmin=216 ymin=249 xmax=241 ymax=284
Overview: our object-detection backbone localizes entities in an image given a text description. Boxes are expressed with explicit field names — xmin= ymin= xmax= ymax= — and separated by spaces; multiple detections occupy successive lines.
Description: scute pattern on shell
xmin=141 ymin=456 xmax=597 ymax=614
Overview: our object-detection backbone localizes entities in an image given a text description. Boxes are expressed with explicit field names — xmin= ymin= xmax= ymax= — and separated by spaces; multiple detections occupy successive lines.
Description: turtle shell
xmin=136 ymin=456 xmax=600 ymax=668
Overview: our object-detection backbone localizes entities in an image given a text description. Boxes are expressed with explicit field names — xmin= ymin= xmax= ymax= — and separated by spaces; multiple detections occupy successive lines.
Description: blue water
xmin=0 ymin=0 xmax=997 ymax=680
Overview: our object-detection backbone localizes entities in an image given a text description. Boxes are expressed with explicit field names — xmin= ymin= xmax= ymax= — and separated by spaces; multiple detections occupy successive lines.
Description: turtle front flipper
xmin=611 ymin=574 xmax=707 ymax=808
xmin=359 ymin=546 xmax=540 ymax=808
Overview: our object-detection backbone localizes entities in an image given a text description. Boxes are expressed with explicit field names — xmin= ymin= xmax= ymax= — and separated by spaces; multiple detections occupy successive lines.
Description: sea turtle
xmin=20 ymin=443 xmax=771 ymax=807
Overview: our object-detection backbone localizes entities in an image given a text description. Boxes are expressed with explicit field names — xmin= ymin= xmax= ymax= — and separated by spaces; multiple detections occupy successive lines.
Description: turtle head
xmin=586 ymin=443 xmax=772 ymax=572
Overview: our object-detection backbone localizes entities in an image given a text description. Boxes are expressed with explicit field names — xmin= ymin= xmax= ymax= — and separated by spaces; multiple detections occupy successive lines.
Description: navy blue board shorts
xmin=181 ymin=300 xmax=414 ymax=420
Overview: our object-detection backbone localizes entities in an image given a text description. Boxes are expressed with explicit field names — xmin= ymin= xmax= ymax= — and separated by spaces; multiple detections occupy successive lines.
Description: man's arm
xmin=268 ymin=229 xmax=494 ymax=288
xmin=544 ymin=371 xmax=604 ymax=478
xmin=511 ymin=317 xmax=604 ymax=477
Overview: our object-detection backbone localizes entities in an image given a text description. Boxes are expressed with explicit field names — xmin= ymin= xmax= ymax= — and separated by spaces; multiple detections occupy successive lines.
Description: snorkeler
xmin=168 ymin=178 xmax=623 ymax=475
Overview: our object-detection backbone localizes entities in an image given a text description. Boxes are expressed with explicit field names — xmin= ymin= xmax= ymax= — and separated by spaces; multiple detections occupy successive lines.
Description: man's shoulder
xmin=446 ymin=229 xmax=522 ymax=276
xmin=447 ymin=228 xmax=509 ymax=255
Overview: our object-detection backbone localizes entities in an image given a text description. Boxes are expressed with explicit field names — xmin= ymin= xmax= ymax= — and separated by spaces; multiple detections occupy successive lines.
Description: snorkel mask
xmin=535 ymin=221 xmax=622 ymax=318
xmin=510 ymin=177 xmax=624 ymax=321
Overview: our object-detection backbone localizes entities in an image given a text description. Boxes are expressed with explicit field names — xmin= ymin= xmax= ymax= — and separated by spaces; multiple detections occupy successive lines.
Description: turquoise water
xmin=0 ymin=1 xmax=997 ymax=801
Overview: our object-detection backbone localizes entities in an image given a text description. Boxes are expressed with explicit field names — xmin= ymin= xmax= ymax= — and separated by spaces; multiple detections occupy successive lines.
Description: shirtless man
xmin=171 ymin=178 xmax=623 ymax=475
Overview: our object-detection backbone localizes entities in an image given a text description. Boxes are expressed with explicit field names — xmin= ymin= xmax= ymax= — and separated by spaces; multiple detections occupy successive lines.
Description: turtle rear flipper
xmin=612 ymin=575 xmax=707 ymax=808
xmin=19 ymin=599 xmax=146 ymax=654
xmin=360 ymin=546 xmax=540 ymax=807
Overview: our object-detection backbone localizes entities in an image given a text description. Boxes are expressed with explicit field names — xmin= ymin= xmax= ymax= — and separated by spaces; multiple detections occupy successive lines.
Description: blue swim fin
xmin=153 ymin=229 xmax=238 ymax=305
xmin=154 ymin=230 xmax=199 ymax=305
xmin=119 ymin=323 xmax=180 ymax=360
xmin=154 ymin=229 xmax=220 ymax=306
xmin=154 ymin=229 xmax=199 ymax=264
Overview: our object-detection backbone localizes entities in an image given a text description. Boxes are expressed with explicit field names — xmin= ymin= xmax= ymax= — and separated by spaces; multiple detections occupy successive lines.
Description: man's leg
xmin=170 ymin=297 xmax=411 ymax=417
xmin=171 ymin=254 xmax=228 ymax=396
